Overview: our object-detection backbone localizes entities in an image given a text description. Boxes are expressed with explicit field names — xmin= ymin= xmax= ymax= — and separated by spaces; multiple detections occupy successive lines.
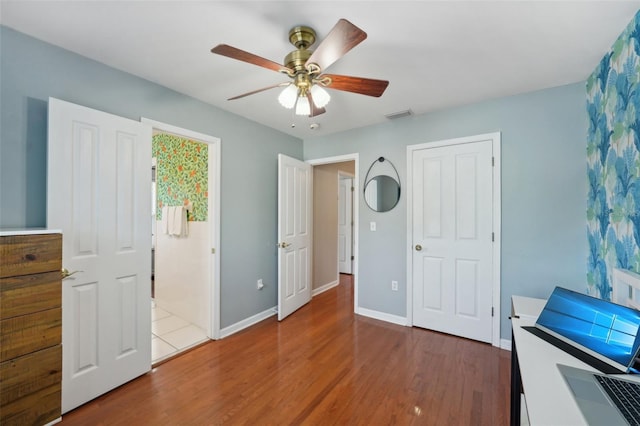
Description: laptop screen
xmin=535 ymin=287 xmax=640 ymax=372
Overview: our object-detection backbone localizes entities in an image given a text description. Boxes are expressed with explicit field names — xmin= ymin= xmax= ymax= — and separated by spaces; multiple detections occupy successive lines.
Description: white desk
xmin=511 ymin=296 xmax=598 ymax=426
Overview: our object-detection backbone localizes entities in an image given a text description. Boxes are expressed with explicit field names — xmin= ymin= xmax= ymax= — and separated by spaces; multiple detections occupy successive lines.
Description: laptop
xmin=532 ymin=286 xmax=640 ymax=374
xmin=557 ymin=363 xmax=640 ymax=426
xmin=527 ymin=286 xmax=640 ymax=425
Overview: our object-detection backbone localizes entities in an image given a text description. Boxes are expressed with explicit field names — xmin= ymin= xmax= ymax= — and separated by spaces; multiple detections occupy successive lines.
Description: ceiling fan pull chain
xmin=290 ymin=97 xmax=297 ymax=128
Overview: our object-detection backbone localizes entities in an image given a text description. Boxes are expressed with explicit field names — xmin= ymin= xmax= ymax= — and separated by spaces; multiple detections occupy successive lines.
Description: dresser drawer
xmin=0 ymin=234 xmax=62 ymax=278
xmin=0 ymin=381 xmax=61 ymax=426
xmin=0 ymin=308 xmax=61 ymax=361
xmin=0 ymin=344 xmax=62 ymax=406
xmin=0 ymin=271 xmax=61 ymax=320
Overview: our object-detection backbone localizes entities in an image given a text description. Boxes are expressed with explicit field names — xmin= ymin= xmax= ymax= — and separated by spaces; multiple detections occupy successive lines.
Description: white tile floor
xmin=151 ymin=304 xmax=208 ymax=363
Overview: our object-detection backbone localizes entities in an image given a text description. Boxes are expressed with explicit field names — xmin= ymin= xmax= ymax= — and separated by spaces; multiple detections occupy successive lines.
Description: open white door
xmin=338 ymin=177 xmax=353 ymax=274
xmin=277 ymin=154 xmax=312 ymax=321
xmin=47 ymin=98 xmax=151 ymax=412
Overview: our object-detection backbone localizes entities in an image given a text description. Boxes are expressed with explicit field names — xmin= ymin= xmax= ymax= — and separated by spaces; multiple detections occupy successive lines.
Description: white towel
xmin=181 ymin=206 xmax=189 ymax=237
xmin=161 ymin=206 xmax=169 ymax=234
xmin=174 ymin=206 xmax=183 ymax=237
xmin=168 ymin=206 xmax=177 ymax=236
xmin=169 ymin=206 xmax=188 ymax=237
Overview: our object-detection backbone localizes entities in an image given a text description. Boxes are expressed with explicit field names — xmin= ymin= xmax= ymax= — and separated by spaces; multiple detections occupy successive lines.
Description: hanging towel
xmin=170 ymin=206 xmax=188 ymax=237
xmin=161 ymin=206 xmax=170 ymax=234
xmin=181 ymin=206 xmax=189 ymax=237
xmin=168 ymin=206 xmax=177 ymax=236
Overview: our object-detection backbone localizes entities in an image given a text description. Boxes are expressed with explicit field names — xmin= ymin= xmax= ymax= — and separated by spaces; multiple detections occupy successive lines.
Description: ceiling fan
xmin=211 ymin=19 xmax=389 ymax=117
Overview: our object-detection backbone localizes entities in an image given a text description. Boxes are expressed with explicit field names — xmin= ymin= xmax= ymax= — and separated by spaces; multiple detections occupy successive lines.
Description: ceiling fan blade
xmin=228 ymin=82 xmax=290 ymax=100
xmin=322 ymin=74 xmax=389 ymax=97
xmin=211 ymin=44 xmax=291 ymax=74
xmin=305 ymin=19 xmax=367 ymax=71
xmin=306 ymin=92 xmax=326 ymax=117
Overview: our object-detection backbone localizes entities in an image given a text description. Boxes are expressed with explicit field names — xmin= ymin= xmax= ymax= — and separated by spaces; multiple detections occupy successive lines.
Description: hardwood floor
xmin=60 ymin=275 xmax=511 ymax=425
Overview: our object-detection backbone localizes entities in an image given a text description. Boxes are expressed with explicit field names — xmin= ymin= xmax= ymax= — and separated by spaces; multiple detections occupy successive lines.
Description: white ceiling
xmin=1 ymin=1 xmax=639 ymax=138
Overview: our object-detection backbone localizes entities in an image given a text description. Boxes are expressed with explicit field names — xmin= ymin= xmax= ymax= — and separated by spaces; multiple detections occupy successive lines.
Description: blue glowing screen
xmin=536 ymin=287 xmax=640 ymax=369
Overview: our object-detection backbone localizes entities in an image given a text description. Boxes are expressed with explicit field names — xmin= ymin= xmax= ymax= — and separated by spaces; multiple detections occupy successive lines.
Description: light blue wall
xmin=0 ymin=26 xmax=302 ymax=328
xmin=0 ymin=25 xmax=591 ymax=341
xmin=304 ymin=83 xmax=588 ymax=340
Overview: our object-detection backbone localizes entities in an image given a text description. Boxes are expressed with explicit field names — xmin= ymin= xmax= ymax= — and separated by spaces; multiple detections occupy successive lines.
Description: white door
xmin=47 ymin=98 xmax=152 ymax=412
xmin=411 ymin=140 xmax=493 ymax=343
xmin=277 ymin=154 xmax=312 ymax=320
xmin=338 ymin=177 xmax=353 ymax=274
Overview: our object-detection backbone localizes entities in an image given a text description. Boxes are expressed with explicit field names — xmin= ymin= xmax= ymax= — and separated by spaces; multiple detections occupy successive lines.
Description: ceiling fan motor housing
xmin=285 ymin=26 xmax=316 ymax=73
xmin=284 ymin=49 xmax=312 ymax=73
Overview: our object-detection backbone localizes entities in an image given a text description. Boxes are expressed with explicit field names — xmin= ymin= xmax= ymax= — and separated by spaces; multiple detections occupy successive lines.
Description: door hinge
xmin=351 ymin=186 xmax=354 ymax=192
xmin=491 ymin=307 xmax=495 ymax=317
xmin=351 ymin=255 xmax=354 ymax=260
xmin=491 ymin=232 xmax=494 ymax=242
xmin=211 ymin=248 xmax=216 ymax=254
xmin=492 ymin=157 xmax=495 ymax=166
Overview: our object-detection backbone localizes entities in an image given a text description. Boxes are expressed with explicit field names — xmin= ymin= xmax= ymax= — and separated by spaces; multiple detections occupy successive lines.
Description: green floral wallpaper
xmin=586 ymin=10 xmax=640 ymax=299
xmin=153 ymin=133 xmax=208 ymax=222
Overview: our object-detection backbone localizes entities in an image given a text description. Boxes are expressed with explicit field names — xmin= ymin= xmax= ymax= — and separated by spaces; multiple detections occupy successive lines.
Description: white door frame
xmin=307 ymin=154 xmax=359 ymax=312
xmin=406 ymin=132 xmax=501 ymax=347
xmin=141 ymin=118 xmax=222 ymax=340
xmin=338 ymin=172 xmax=355 ymax=275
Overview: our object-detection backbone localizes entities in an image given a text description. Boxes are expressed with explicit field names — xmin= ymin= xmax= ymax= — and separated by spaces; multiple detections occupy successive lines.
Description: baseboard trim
xmin=356 ymin=307 xmax=408 ymax=326
xmin=219 ymin=306 xmax=276 ymax=339
xmin=312 ymin=280 xmax=339 ymax=297
xmin=501 ymin=338 xmax=512 ymax=351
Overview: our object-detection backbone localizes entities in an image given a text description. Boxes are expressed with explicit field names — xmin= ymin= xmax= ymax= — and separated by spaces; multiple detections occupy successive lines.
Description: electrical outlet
xmin=391 ymin=280 xmax=398 ymax=291
xmin=370 ymin=221 xmax=377 ymax=231
xmin=257 ymin=279 xmax=264 ymax=290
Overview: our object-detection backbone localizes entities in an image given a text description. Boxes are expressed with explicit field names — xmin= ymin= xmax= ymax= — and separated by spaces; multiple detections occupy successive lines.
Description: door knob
xmin=415 ymin=244 xmax=422 ymax=251
xmin=61 ymin=268 xmax=82 ymax=279
xmin=278 ymin=242 xmax=291 ymax=249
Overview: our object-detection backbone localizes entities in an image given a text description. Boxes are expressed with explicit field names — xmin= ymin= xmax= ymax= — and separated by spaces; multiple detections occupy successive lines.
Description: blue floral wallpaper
xmin=586 ymin=10 xmax=640 ymax=299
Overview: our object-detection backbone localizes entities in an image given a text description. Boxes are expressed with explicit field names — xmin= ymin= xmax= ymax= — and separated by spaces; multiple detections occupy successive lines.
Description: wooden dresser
xmin=0 ymin=231 xmax=62 ymax=425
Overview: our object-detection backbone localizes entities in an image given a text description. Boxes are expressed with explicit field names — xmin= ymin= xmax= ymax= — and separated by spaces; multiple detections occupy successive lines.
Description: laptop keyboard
xmin=595 ymin=375 xmax=640 ymax=426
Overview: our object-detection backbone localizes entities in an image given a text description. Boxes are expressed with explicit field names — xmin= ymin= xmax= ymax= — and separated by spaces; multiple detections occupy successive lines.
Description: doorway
xmin=142 ymin=118 xmax=221 ymax=363
xmin=308 ymin=154 xmax=359 ymax=312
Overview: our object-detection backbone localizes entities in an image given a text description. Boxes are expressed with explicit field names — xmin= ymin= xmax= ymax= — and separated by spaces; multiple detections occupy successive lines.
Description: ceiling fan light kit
xmin=278 ymin=84 xmax=298 ymax=109
xmin=310 ymin=85 xmax=331 ymax=108
xmin=295 ymin=95 xmax=311 ymax=116
xmin=211 ymin=19 xmax=389 ymax=121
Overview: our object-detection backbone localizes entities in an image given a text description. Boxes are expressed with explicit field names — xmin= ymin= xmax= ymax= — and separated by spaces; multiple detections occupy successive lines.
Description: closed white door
xmin=47 ymin=98 xmax=152 ymax=412
xmin=411 ymin=140 xmax=493 ymax=343
xmin=338 ymin=177 xmax=353 ymax=274
xmin=277 ymin=154 xmax=312 ymax=320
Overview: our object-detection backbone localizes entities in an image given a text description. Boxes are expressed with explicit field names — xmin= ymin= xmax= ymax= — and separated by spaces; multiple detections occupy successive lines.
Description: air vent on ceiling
xmin=385 ymin=109 xmax=413 ymax=120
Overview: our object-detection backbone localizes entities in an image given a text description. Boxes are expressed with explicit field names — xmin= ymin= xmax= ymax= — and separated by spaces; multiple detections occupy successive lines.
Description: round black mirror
xmin=363 ymin=157 xmax=401 ymax=212
xmin=364 ymin=175 xmax=401 ymax=212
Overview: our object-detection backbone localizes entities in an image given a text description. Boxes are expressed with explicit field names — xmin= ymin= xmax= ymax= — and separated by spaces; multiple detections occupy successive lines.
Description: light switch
xmin=370 ymin=221 xmax=376 ymax=231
